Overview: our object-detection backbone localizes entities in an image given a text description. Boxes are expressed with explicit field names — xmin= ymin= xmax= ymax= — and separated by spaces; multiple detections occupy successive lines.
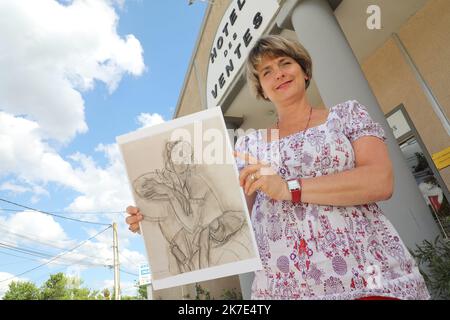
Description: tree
xmin=65 ymin=276 xmax=100 ymax=300
xmin=136 ymin=282 xmax=148 ymax=300
xmin=3 ymin=281 xmax=40 ymax=300
xmin=2 ymin=273 xmax=133 ymax=300
xmin=40 ymin=272 xmax=68 ymax=300
xmin=102 ymin=288 xmax=111 ymax=300
xmin=410 ymin=236 xmax=450 ymax=299
xmin=39 ymin=272 xmax=100 ymax=300
xmin=195 ymin=283 xmax=211 ymax=300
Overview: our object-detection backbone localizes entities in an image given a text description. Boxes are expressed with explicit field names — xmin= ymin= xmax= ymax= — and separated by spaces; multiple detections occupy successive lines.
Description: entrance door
xmin=387 ymin=104 xmax=450 ymax=239
xmin=399 ymin=137 xmax=449 ymax=238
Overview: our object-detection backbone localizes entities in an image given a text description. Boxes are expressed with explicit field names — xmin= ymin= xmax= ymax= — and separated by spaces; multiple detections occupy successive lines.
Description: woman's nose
xmin=274 ymin=68 xmax=285 ymax=80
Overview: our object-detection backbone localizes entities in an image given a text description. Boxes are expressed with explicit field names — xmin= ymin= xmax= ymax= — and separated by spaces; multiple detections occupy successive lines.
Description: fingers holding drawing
xmin=126 ymin=205 xmax=143 ymax=234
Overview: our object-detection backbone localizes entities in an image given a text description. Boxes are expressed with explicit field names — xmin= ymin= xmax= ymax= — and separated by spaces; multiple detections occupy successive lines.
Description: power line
xmin=0 ymin=237 xmax=112 ymax=267
xmin=0 ymin=248 xmax=109 ymax=269
xmin=119 ymin=268 xmax=138 ymax=277
xmin=0 ymin=223 xmax=76 ymax=251
xmin=0 ymin=198 xmax=111 ymax=226
xmin=0 ymin=241 xmax=111 ymax=268
xmin=12 ymin=254 xmax=114 ymax=286
xmin=0 ymin=223 xmax=113 ymax=264
xmin=0 ymin=249 xmax=45 ymax=263
xmin=0 ymin=241 xmax=56 ymax=259
xmin=0 ymin=225 xmax=112 ymax=284
xmin=0 ymin=259 xmax=34 ymax=267
xmin=0 ymin=207 xmax=126 ymax=215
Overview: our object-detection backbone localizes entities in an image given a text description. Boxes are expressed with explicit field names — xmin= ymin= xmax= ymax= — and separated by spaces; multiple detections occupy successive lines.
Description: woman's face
xmin=257 ymin=54 xmax=307 ymax=105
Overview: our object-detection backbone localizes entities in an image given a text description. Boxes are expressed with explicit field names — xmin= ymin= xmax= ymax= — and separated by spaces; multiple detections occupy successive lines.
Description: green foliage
xmin=194 ymin=283 xmax=243 ymax=300
xmin=220 ymin=288 xmax=243 ymax=300
xmin=40 ymin=272 xmax=68 ymax=300
xmin=102 ymin=288 xmax=111 ymax=300
xmin=2 ymin=272 xmax=145 ymax=300
xmin=3 ymin=281 xmax=40 ymax=300
xmin=195 ymin=283 xmax=211 ymax=300
xmin=413 ymin=152 xmax=428 ymax=173
xmin=137 ymin=284 xmax=148 ymax=300
xmin=182 ymin=293 xmax=191 ymax=299
xmin=410 ymin=236 xmax=450 ymax=299
xmin=4 ymin=272 xmax=111 ymax=300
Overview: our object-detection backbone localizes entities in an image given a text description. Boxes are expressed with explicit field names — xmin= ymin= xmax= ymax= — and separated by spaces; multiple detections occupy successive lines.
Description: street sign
xmin=138 ymin=263 xmax=152 ymax=286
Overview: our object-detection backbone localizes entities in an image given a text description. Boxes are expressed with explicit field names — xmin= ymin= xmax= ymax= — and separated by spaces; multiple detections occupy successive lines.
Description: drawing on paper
xmin=133 ymin=139 xmax=252 ymax=274
xmin=116 ymin=107 xmax=261 ymax=289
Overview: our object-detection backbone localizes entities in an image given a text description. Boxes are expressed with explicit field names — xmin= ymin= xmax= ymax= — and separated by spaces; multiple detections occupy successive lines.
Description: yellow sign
xmin=432 ymin=146 xmax=450 ymax=170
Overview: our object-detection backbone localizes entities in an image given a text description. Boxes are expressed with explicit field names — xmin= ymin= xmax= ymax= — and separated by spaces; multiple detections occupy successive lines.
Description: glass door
xmin=387 ymin=104 xmax=450 ymax=239
xmin=399 ymin=137 xmax=450 ymax=238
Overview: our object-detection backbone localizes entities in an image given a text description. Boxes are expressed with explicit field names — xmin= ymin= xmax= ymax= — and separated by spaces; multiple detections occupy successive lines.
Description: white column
xmin=238 ymin=273 xmax=254 ymax=300
xmin=277 ymin=0 xmax=441 ymax=249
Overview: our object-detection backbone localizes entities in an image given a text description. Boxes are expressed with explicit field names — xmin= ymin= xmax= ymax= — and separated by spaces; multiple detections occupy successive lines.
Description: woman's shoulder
xmin=235 ymin=129 xmax=261 ymax=146
xmin=329 ymin=99 xmax=367 ymax=114
xmin=327 ymin=100 xmax=372 ymax=125
xmin=329 ymin=99 xmax=386 ymax=141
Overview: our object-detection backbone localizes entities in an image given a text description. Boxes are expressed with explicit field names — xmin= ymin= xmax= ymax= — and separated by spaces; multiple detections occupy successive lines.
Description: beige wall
xmin=362 ymin=0 xmax=450 ymax=189
xmin=178 ymin=0 xmax=449 ymax=188
xmin=163 ymin=1 xmax=243 ymax=300
xmin=175 ymin=0 xmax=233 ymax=118
xmin=171 ymin=0 xmax=450 ymax=300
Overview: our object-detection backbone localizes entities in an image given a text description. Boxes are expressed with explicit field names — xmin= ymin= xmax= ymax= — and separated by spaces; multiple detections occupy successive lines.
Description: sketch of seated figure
xmin=133 ymin=139 xmax=252 ymax=275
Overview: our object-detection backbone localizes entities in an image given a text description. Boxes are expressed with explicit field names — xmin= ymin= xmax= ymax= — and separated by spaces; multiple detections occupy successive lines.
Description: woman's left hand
xmin=235 ymin=151 xmax=290 ymax=201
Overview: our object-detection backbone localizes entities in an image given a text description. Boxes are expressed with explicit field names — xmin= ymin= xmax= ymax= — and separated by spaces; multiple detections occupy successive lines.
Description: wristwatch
xmin=287 ymin=179 xmax=302 ymax=203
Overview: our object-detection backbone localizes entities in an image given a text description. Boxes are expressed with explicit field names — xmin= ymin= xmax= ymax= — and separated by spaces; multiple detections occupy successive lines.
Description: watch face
xmin=287 ymin=179 xmax=300 ymax=190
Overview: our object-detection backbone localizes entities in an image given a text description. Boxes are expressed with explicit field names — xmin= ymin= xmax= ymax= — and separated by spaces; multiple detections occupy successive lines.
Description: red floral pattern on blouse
xmin=235 ymin=100 xmax=430 ymax=300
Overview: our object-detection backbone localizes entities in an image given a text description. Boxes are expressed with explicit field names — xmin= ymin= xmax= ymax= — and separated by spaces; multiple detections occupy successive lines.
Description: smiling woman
xmin=232 ymin=35 xmax=430 ymax=300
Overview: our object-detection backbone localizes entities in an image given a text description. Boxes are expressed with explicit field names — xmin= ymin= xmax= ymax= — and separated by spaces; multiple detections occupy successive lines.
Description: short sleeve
xmin=234 ymin=134 xmax=250 ymax=172
xmin=343 ymin=100 xmax=386 ymax=143
xmin=234 ymin=131 xmax=261 ymax=171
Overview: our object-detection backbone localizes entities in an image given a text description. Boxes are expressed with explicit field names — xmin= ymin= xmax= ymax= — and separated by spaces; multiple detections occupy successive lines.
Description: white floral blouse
xmin=235 ymin=100 xmax=430 ymax=300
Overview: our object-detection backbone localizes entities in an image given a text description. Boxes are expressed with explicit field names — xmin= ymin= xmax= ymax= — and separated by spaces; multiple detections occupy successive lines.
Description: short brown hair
xmin=246 ymin=35 xmax=313 ymax=100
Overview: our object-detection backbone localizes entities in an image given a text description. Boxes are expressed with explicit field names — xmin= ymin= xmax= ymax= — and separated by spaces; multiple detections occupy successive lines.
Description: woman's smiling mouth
xmin=276 ymin=80 xmax=293 ymax=90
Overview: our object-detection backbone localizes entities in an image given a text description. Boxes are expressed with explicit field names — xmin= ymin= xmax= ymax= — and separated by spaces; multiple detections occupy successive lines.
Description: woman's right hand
xmin=126 ymin=206 xmax=143 ymax=234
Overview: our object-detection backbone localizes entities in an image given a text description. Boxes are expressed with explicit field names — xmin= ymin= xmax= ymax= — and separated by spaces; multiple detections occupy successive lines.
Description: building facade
xmin=157 ymin=0 xmax=449 ymax=299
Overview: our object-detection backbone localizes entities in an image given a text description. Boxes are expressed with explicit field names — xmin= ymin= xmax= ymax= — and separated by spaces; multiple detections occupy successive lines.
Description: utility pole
xmin=113 ymin=222 xmax=121 ymax=300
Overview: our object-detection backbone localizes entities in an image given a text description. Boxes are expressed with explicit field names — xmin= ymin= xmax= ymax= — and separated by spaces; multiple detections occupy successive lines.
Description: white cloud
xmin=67 ymin=143 xmax=133 ymax=216
xmin=0 ymin=112 xmax=83 ymax=190
xmin=137 ymin=112 xmax=166 ymax=128
xmin=0 ymin=113 xmax=131 ymax=216
xmin=0 ymin=117 xmax=145 ymax=267
xmin=0 ymin=0 xmax=147 ymax=225
xmin=0 ymin=0 xmax=148 ymax=292
xmin=0 ymin=211 xmax=71 ymax=248
xmin=0 ymin=182 xmax=29 ymax=194
xmin=0 ymin=210 xmax=145 ymax=275
xmin=0 ymin=181 xmax=50 ymax=203
xmin=0 ymin=272 xmax=28 ymax=299
xmin=0 ymin=0 xmax=145 ymax=142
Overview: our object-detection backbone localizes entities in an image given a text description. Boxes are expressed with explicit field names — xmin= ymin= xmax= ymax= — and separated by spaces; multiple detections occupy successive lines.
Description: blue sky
xmin=0 ymin=0 xmax=207 ymax=297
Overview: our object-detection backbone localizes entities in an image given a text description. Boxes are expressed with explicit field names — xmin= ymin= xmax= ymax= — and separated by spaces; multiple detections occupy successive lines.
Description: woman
xmin=232 ymin=35 xmax=429 ymax=300
xmin=126 ymin=35 xmax=430 ymax=300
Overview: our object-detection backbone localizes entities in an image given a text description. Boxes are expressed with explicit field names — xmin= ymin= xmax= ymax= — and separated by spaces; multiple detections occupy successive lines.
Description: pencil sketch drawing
xmin=133 ymin=139 xmax=253 ymax=275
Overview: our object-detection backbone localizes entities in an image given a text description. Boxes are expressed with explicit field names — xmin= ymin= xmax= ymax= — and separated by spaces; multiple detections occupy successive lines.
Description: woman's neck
xmin=275 ymin=95 xmax=312 ymax=129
